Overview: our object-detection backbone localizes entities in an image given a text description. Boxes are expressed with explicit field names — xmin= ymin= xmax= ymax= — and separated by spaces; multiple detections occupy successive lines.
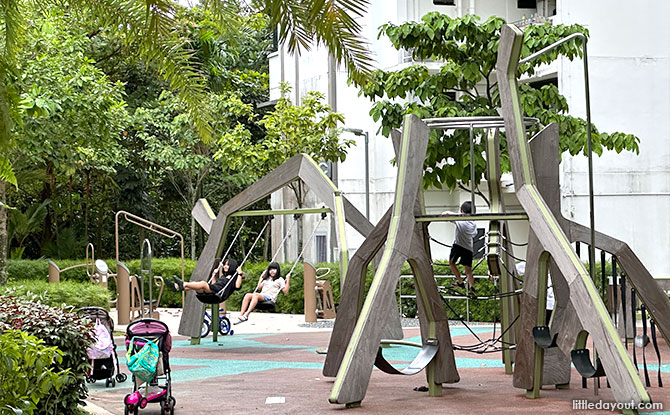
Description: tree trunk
xmin=85 ymin=170 xmax=90 ymax=238
xmin=0 ymin=180 xmax=7 ymax=285
xmin=190 ymin=214 xmax=196 ymax=260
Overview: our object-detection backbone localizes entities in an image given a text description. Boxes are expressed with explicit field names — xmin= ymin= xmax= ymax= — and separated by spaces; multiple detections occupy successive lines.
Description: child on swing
xmin=171 ymin=258 xmax=245 ymax=297
xmin=234 ymin=262 xmax=290 ymax=324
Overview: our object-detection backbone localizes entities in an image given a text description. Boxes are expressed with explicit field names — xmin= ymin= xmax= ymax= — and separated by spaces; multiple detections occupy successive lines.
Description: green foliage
xmin=0 ymin=280 xmax=111 ymax=309
xmin=7 ymin=200 xmax=49 ymax=259
xmin=0 ymin=156 xmax=16 ymax=187
xmin=0 ymin=296 xmax=94 ymax=415
xmin=14 ymin=14 xmax=128 ymax=174
xmin=364 ymin=13 xmax=640 ymax=190
xmin=216 ymin=83 xmax=352 ymax=185
xmin=257 ymin=0 xmax=373 ymax=85
xmin=0 ymin=329 xmax=70 ymax=415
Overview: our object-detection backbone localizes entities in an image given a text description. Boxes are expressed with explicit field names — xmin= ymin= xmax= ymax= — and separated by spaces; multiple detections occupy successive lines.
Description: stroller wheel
xmin=169 ymin=397 xmax=176 ymax=415
xmin=105 ymin=378 xmax=110 ymax=387
xmin=140 ymin=398 xmax=148 ymax=409
xmin=90 ymin=378 xmax=96 ymax=384
xmin=116 ymin=373 xmax=128 ymax=383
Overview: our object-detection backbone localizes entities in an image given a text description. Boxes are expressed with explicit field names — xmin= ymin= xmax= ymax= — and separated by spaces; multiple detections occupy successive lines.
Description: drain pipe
xmin=343 ymin=128 xmax=370 ymax=219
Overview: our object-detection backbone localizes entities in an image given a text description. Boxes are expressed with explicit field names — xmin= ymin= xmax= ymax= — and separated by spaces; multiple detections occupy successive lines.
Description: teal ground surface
xmin=90 ymin=328 xmax=669 ymax=395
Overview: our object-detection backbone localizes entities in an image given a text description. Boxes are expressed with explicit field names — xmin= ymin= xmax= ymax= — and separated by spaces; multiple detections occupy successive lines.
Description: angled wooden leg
xmin=409 ymin=219 xmax=459 ymax=390
xmin=323 ymin=207 xmax=392 ymax=377
xmin=329 ymin=114 xmax=430 ymax=405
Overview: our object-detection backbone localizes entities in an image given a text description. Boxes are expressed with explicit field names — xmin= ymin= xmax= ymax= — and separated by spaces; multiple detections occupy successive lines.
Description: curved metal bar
xmin=85 ymin=243 xmax=95 ymax=277
xmin=518 ymin=33 xmax=586 ymax=65
xmin=115 ymin=210 xmax=184 ymax=281
xmin=374 ymin=338 xmax=439 ymax=375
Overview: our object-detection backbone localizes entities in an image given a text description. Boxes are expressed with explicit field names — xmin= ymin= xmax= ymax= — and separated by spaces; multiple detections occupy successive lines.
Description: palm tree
xmin=253 ymin=0 xmax=373 ymax=85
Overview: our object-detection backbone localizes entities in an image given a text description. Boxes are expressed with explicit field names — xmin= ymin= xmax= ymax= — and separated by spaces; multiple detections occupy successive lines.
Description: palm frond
xmin=0 ymin=71 xmax=11 ymax=151
xmin=0 ymin=0 xmax=25 ymax=65
xmin=310 ymin=0 xmax=374 ymax=85
xmin=0 ymin=156 xmax=17 ymax=187
xmin=81 ymin=0 xmax=215 ymax=141
xmin=260 ymin=0 xmax=373 ymax=85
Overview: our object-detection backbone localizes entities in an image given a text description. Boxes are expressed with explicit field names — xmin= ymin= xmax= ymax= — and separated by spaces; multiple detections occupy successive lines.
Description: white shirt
xmin=260 ymin=277 xmax=286 ymax=302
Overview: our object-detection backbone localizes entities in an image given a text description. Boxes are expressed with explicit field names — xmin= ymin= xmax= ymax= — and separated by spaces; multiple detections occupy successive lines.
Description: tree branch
xmin=457 ymin=182 xmax=490 ymax=207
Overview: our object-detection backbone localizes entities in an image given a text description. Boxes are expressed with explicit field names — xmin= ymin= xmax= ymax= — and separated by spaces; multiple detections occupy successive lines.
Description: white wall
xmin=557 ymin=0 xmax=670 ymax=277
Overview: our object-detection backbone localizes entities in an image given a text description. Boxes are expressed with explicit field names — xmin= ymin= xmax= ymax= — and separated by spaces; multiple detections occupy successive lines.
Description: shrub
xmin=0 ymin=297 xmax=94 ymax=415
xmin=0 ymin=281 xmax=110 ymax=309
xmin=0 ymin=330 xmax=71 ymax=415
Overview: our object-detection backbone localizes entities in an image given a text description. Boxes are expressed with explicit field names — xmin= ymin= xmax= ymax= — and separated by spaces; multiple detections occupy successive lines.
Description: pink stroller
xmin=124 ymin=319 xmax=175 ymax=415
xmin=78 ymin=307 xmax=128 ymax=387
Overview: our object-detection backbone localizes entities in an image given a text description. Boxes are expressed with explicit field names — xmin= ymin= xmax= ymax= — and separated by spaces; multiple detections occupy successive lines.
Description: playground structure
xmin=115 ymin=211 xmax=184 ymax=325
xmin=178 ymin=153 xmax=403 ymax=342
xmin=321 ymin=23 xmax=670 ymax=410
xmin=47 ymin=243 xmax=109 ymax=285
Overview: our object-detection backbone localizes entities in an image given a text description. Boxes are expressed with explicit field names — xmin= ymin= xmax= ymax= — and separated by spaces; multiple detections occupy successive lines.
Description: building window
xmin=517 ymin=0 xmax=536 ymax=9
xmin=315 ymin=233 xmax=328 ymax=263
xmin=433 ymin=0 xmax=455 ymax=5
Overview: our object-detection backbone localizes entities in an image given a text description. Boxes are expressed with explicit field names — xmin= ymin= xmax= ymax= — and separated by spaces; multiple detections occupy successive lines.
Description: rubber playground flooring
xmin=86 ymin=327 xmax=670 ymax=415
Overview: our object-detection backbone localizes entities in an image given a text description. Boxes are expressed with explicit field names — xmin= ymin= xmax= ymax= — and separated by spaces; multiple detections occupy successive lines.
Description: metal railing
xmin=397 ymin=274 xmax=495 ymax=322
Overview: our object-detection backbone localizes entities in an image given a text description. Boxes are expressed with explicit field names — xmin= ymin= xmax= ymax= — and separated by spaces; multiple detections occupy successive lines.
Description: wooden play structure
xmin=323 ymin=23 xmax=670 ymax=411
xmin=115 ymin=211 xmax=184 ymax=325
xmin=304 ymin=263 xmax=336 ymax=322
xmin=178 ymin=154 xmax=403 ymax=342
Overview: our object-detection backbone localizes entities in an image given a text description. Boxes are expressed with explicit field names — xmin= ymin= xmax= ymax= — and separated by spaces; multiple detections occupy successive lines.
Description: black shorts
xmin=450 ymin=244 xmax=473 ymax=267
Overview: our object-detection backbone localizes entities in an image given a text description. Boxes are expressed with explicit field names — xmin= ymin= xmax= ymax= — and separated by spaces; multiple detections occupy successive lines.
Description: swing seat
xmin=374 ymin=338 xmax=439 ymax=375
xmin=571 ymin=349 xmax=606 ymax=378
xmin=255 ymin=300 xmax=276 ymax=312
xmin=196 ymin=292 xmax=225 ymax=305
xmin=532 ymin=326 xmax=558 ymax=349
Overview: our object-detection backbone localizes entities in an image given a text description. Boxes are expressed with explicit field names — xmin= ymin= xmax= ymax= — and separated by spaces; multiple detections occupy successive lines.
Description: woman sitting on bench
xmin=235 ymin=262 xmax=289 ymax=324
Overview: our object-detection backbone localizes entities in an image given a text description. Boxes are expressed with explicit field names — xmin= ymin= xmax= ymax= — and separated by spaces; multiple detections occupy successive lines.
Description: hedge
xmin=0 ymin=297 xmax=94 ymax=415
xmin=6 ymin=258 xmax=615 ymax=322
xmin=0 ymin=280 xmax=110 ymax=310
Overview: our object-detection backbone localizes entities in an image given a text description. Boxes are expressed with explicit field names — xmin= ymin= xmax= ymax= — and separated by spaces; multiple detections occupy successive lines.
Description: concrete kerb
xmin=108 ymin=308 xmax=337 ymax=337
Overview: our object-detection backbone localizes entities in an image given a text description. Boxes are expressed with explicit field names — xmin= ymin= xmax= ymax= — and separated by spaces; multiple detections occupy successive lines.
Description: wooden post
xmin=47 ymin=261 xmax=60 ymax=283
xmin=116 ymin=262 xmax=131 ymax=325
xmin=304 ymin=262 xmax=317 ymax=322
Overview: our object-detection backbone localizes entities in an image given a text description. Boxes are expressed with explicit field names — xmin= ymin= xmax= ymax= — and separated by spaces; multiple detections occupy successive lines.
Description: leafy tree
xmin=216 ymin=83 xmax=352 ymax=206
xmin=0 ymin=0 xmax=373 ymax=281
xmin=7 ymin=13 xmax=128 ymax=254
xmin=137 ymin=91 xmax=257 ymax=259
xmin=361 ymin=13 xmax=640 ymax=193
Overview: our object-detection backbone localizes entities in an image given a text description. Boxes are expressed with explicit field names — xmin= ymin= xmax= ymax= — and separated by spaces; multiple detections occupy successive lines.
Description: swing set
xmin=190 ymin=207 xmax=329 ymax=342
xmin=178 ymin=153 xmax=376 ymax=343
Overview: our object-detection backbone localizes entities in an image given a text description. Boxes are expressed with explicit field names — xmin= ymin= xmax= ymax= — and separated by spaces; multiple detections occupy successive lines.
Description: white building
xmin=268 ymin=0 xmax=670 ymax=279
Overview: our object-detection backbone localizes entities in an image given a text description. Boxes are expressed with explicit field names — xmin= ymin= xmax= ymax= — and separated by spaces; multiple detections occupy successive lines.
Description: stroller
xmin=124 ymin=318 xmax=175 ymax=415
xmin=78 ymin=307 xmax=128 ymax=387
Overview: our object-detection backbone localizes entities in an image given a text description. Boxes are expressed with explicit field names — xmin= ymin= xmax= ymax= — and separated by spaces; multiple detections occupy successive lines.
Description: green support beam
xmin=229 ymin=207 xmax=332 ymax=217
xmin=416 ymin=213 xmax=528 ymax=222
